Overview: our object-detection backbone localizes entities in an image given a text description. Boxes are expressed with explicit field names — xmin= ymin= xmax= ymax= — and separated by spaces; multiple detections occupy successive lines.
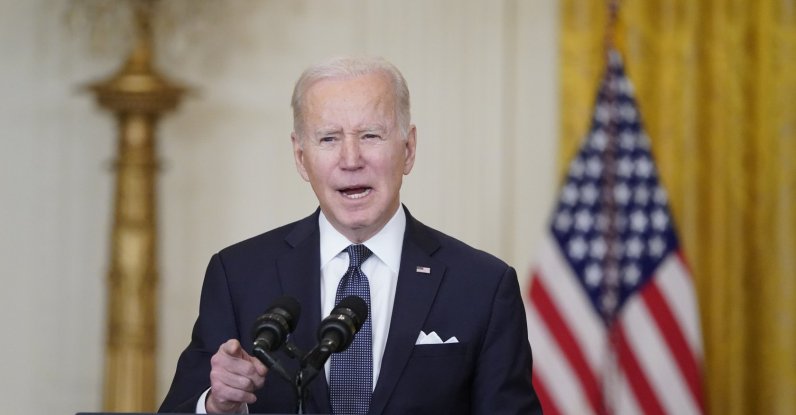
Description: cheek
xmin=305 ymin=153 xmax=332 ymax=176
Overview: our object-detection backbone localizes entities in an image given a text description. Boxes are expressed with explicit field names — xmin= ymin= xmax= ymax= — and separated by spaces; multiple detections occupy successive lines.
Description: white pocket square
xmin=415 ymin=330 xmax=459 ymax=345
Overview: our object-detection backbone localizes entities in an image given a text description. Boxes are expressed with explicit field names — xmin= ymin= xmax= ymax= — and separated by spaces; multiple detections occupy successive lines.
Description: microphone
xmin=300 ymin=295 xmax=368 ymax=376
xmin=251 ymin=296 xmax=301 ymax=355
xmin=294 ymin=296 xmax=368 ymax=413
xmin=317 ymin=295 xmax=369 ymax=353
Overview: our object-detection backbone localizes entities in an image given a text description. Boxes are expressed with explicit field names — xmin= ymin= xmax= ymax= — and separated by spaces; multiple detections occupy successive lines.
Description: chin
xmin=340 ymin=216 xmax=376 ymax=232
xmin=334 ymin=211 xmax=379 ymax=233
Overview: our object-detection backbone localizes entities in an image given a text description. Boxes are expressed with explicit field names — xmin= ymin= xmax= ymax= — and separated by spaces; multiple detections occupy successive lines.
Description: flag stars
xmin=595 ymin=104 xmax=611 ymax=124
xmin=654 ymin=187 xmax=668 ymax=205
xmin=580 ymin=183 xmax=599 ymax=205
xmin=636 ymin=157 xmax=654 ymax=178
xmin=634 ymin=185 xmax=651 ymax=205
xmin=591 ymin=129 xmax=608 ymax=151
xmin=652 ymin=209 xmax=669 ymax=231
xmin=618 ymin=156 xmax=634 ymax=178
xmin=561 ymin=184 xmax=579 ymax=205
xmin=586 ymin=156 xmax=603 ymax=178
xmin=601 ymin=291 xmax=618 ymax=314
xmin=630 ymin=210 xmax=649 ymax=233
xmin=649 ymin=236 xmax=667 ymax=258
xmin=568 ymin=237 xmax=589 ymax=261
xmin=585 ymin=263 xmax=602 ymax=287
xmin=568 ymin=157 xmax=585 ymax=179
xmin=620 ymin=131 xmax=636 ymax=150
xmin=623 ymin=264 xmax=641 ymax=286
xmin=554 ymin=211 xmax=573 ymax=232
xmin=614 ymin=183 xmax=631 ymax=205
xmin=626 ymin=236 xmax=644 ymax=258
xmin=620 ymin=77 xmax=634 ymax=95
xmin=575 ymin=209 xmax=594 ymax=232
xmin=590 ymin=237 xmax=607 ymax=260
xmin=620 ymin=104 xmax=637 ymax=122
xmin=639 ymin=133 xmax=652 ymax=150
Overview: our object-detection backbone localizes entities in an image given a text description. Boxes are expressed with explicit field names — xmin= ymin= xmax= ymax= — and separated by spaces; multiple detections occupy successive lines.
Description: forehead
xmin=302 ymin=72 xmax=396 ymax=127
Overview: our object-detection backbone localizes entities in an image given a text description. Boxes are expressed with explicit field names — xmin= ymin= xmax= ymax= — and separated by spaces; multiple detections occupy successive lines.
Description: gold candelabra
xmin=86 ymin=2 xmax=186 ymax=411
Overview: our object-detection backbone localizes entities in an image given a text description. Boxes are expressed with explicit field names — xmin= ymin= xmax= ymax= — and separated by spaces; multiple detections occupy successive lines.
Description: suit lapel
xmin=274 ymin=208 xmax=444 ymax=413
xmin=275 ymin=210 xmax=332 ymax=413
xmin=370 ymin=210 xmax=444 ymax=414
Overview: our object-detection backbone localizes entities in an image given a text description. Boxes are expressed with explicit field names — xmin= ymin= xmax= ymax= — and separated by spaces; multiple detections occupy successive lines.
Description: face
xmin=292 ymin=72 xmax=416 ymax=243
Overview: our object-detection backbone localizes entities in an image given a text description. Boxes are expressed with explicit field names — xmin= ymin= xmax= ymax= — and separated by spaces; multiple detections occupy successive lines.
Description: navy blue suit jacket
xmin=159 ymin=207 xmax=541 ymax=414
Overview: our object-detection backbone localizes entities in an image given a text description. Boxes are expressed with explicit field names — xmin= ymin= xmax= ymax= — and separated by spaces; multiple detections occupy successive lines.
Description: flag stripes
xmin=640 ymin=279 xmax=703 ymax=409
xmin=615 ymin=323 xmax=666 ymax=415
xmin=530 ymin=275 xmax=604 ymax=413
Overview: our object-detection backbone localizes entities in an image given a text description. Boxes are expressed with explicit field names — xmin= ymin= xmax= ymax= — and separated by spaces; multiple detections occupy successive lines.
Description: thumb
xmin=244 ymin=349 xmax=268 ymax=377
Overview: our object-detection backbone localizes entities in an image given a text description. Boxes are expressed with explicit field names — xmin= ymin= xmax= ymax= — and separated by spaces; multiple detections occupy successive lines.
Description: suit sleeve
xmin=158 ymin=253 xmax=241 ymax=413
xmin=471 ymin=266 xmax=543 ymax=414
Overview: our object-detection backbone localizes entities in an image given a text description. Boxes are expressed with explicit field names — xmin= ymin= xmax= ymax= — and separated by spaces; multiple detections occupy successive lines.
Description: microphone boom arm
xmin=252 ymin=344 xmax=293 ymax=384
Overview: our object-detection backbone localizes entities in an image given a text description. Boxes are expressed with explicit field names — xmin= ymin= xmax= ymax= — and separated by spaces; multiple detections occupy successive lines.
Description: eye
xmin=320 ymin=136 xmax=336 ymax=143
xmin=363 ymin=133 xmax=381 ymax=140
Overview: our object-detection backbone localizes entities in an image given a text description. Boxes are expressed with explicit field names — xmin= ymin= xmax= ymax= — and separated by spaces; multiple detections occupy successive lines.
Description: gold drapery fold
xmin=560 ymin=1 xmax=796 ymax=414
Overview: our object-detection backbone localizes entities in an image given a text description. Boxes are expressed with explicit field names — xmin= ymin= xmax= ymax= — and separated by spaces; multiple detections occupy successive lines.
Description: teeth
xmin=343 ymin=188 xmax=371 ymax=199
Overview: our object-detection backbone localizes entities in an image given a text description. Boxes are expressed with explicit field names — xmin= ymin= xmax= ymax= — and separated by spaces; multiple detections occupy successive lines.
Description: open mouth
xmin=339 ymin=186 xmax=372 ymax=199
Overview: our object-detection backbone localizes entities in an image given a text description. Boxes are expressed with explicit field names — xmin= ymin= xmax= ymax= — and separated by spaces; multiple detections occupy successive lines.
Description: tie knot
xmin=345 ymin=244 xmax=372 ymax=269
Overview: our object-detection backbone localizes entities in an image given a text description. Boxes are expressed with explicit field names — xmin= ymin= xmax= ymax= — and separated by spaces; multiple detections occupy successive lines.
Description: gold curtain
xmin=560 ymin=1 xmax=796 ymax=414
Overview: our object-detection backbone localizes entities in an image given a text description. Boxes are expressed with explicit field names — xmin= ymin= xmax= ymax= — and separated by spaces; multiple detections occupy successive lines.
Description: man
xmin=159 ymin=57 xmax=541 ymax=414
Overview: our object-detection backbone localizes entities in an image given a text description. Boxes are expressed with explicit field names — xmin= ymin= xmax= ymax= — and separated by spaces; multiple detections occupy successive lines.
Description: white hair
xmin=291 ymin=56 xmax=411 ymax=140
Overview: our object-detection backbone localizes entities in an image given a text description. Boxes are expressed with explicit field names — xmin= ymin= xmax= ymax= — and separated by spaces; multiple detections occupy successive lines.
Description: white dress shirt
xmin=318 ymin=206 xmax=405 ymax=386
xmin=198 ymin=206 xmax=405 ymax=413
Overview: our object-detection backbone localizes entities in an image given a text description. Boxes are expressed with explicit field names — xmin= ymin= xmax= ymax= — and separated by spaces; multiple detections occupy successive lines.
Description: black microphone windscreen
xmin=270 ymin=296 xmax=301 ymax=331
xmin=337 ymin=295 xmax=368 ymax=323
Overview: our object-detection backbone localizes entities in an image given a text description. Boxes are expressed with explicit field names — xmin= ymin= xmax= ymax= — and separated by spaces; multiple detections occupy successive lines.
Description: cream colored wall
xmin=0 ymin=1 xmax=557 ymax=413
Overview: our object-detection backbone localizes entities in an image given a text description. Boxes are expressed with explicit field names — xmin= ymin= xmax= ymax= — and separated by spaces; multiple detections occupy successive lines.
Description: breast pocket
xmin=410 ymin=342 xmax=469 ymax=358
xmin=389 ymin=342 xmax=473 ymax=412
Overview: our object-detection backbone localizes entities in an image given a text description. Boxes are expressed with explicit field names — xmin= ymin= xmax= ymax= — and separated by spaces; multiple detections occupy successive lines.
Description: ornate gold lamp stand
xmin=86 ymin=4 xmax=186 ymax=411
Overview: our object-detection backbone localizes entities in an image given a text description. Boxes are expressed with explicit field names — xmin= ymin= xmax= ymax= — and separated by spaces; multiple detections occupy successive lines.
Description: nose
xmin=340 ymin=136 xmax=363 ymax=169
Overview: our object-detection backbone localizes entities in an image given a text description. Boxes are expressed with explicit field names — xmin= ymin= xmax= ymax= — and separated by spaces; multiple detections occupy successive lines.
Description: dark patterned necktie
xmin=330 ymin=244 xmax=373 ymax=415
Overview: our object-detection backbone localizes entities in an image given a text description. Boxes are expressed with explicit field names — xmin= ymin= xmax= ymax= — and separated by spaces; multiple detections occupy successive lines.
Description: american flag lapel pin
xmin=416 ymin=266 xmax=431 ymax=274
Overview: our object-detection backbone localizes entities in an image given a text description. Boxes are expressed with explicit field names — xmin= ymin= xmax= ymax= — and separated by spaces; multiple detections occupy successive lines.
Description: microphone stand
xmin=251 ymin=346 xmax=293 ymax=385
xmin=283 ymin=342 xmax=310 ymax=414
xmin=254 ymin=340 xmax=333 ymax=414
xmin=296 ymin=339 xmax=336 ymax=414
xmin=253 ymin=326 xmax=352 ymax=413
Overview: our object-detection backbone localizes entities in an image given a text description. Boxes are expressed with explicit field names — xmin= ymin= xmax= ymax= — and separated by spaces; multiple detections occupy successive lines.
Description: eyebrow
xmin=313 ymin=124 xmax=388 ymax=136
xmin=313 ymin=127 xmax=343 ymax=137
xmin=355 ymin=125 xmax=387 ymax=134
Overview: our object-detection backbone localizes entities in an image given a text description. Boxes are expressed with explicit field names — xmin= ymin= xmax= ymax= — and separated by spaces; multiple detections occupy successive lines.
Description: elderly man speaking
xmin=159 ymin=57 xmax=542 ymax=415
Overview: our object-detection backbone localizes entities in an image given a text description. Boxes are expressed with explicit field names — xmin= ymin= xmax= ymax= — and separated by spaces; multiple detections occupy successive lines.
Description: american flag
xmin=526 ymin=50 xmax=704 ymax=415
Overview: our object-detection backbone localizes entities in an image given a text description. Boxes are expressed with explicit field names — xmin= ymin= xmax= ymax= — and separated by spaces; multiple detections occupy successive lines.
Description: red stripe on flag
xmin=532 ymin=371 xmax=562 ymax=415
xmin=641 ymin=280 xmax=704 ymax=412
xmin=529 ymin=275 xmax=604 ymax=414
xmin=614 ymin=323 xmax=666 ymax=415
xmin=676 ymin=251 xmax=696 ymax=278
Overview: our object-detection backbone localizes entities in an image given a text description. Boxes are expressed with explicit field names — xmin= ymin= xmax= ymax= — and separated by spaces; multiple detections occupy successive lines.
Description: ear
xmin=291 ymin=132 xmax=310 ymax=182
xmin=402 ymin=125 xmax=417 ymax=175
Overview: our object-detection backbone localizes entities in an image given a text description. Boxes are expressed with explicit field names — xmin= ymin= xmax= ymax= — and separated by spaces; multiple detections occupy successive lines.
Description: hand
xmin=206 ymin=339 xmax=268 ymax=413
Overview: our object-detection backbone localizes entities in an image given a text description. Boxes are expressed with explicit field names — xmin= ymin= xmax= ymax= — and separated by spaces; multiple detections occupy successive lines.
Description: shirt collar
xmin=319 ymin=206 xmax=406 ymax=274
